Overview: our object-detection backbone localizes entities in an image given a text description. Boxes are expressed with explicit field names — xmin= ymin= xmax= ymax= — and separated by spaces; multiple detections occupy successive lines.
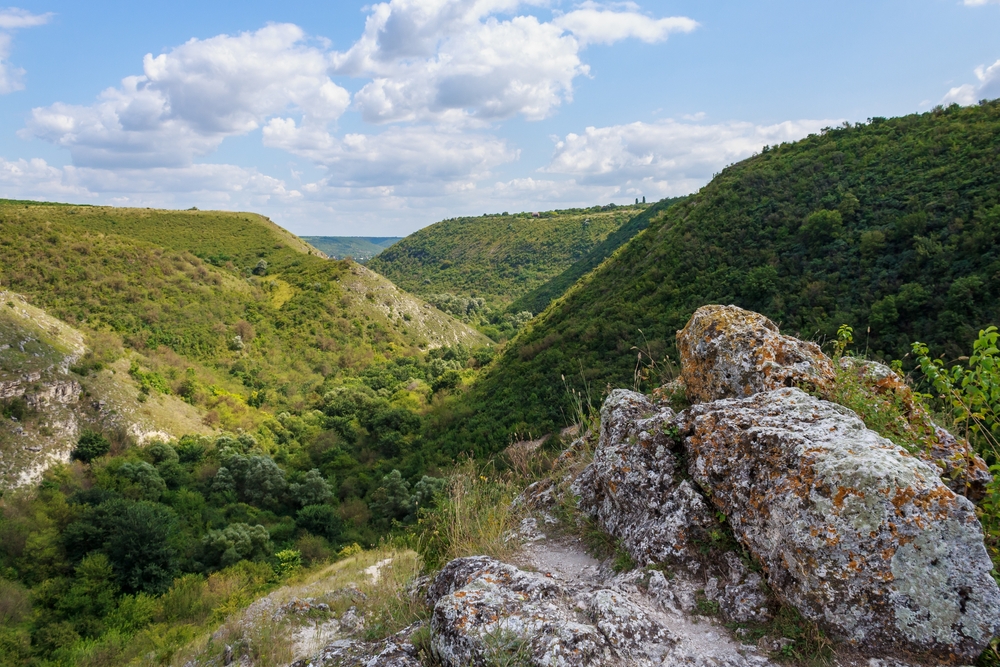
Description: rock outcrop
xmin=680 ymin=387 xmax=999 ymax=660
xmin=427 ymin=554 xmax=773 ymax=667
xmin=677 ymin=304 xmax=836 ymax=404
xmin=568 ymin=304 xmax=999 ymax=663
xmin=574 ymin=389 xmax=717 ymax=565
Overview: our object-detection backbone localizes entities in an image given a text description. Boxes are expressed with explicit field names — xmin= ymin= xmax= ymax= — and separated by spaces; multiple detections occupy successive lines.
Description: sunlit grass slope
xmin=367 ymin=205 xmax=649 ymax=312
xmin=0 ymin=202 xmax=486 ymax=426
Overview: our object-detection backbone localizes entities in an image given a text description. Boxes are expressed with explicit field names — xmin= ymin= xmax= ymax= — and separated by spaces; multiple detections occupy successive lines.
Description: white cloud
xmin=942 ymin=59 xmax=1000 ymax=105
xmin=0 ymin=7 xmax=51 ymax=94
xmin=962 ymin=0 xmax=1000 ymax=5
xmin=553 ymin=4 xmax=697 ymax=46
xmin=332 ymin=0 xmax=696 ymax=124
xmin=545 ymin=118 xmax=836 ymax=191
xmin=24 ymin=24 xmax=350 ymax=167
xmin=263 ymin=119 xmax=516 ymax=188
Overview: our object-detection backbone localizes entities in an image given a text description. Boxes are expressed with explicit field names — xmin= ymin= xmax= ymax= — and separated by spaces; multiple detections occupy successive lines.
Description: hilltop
xmin=300 ymin=236 xmax=402 ymax=263
xmin=435 ymin=100 xmax=1000 ymax=452
xmin=367 ymin=205 xmax=650 ymax=338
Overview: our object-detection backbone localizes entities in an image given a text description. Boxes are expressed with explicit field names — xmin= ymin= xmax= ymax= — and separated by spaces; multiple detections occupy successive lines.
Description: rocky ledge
xmin=296 ymin=305 xmax=998 ymax=667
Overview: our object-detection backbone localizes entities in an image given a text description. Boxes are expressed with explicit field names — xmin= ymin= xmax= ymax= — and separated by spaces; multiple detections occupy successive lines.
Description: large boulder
xmin=677 ymin=304 xmax=835 ymax=404
xmin=679 ymin=387 xmax=1000 ymax=661
xmin=428 ymin=556 xmax=675 ymax=667
xmin=574 ymin=390 xmax=716 ymax=565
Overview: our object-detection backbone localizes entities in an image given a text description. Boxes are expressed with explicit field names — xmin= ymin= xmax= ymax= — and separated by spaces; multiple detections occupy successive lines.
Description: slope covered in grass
xmin=0 ymin=202 xmax=487 ymax=427
xmin=436 ymin=101 xmax=1000 ymax=453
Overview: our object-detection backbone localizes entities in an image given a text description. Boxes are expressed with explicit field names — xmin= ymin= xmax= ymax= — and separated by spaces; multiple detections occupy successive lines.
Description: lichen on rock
xmin=676 ymin=304 xmax=835 ymax=404
xmin=574 ymin=389 xmax=716 ymax=565
xmin=679 ymin=387 xmax=1000 ymax=661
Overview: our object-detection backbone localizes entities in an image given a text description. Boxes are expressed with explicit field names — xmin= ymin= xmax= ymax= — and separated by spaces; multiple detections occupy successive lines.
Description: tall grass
xmin=416 ymin=460 xmax=525 ymax=571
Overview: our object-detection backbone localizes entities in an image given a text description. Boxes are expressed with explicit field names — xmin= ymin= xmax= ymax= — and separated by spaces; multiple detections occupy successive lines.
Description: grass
xmin=415 ymin=459 xmax=526 ymax=571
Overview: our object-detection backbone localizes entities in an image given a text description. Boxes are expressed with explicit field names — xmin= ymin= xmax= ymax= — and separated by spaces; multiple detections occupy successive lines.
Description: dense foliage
xmin=301 ymin=236 xmax=402 ymax=263
xmin=367 ymin=206 xmax=648 ymax=338
xmin=437 ymin=101 xmax=1000 ymax=453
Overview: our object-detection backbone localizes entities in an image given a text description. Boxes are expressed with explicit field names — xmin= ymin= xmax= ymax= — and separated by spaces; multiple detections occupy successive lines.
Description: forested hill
xmin=366 ymin=205 xmax=650 ymax=338
xmin=435 ymin=100 xmax=1000 ymax=453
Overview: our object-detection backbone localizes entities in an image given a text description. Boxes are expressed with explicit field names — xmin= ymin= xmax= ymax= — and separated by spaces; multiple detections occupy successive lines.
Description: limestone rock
xmin=429 ymin=556 xmax=685 ymax=667
xmin=679 ymin=387 xmax=1000 ymax=661
xmin=677 ymin=304 xmax=835 ymax=404
xmin=837 ymin=357 xmax=992 ymax=501
xmin=291 ymin=624 xmax=422 ymax=667
xmin=574 ymin=389 xmax=716 ymax=565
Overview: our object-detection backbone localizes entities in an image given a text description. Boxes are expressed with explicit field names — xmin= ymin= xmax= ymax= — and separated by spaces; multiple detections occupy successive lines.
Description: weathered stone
xmin=291 ymin=624 xmax=423 ymax=667
xmin=704 ymin=553 xmax=773 ymax=624
xmin=679 ymin=387 xmax=1000 ymax=661
xmin=837 ymin=357 xmax=993 ymax=501
xmin=677 ymin=304 xmax=835 ymax=404
xmin=574 ymin=389 xmax=716 ymax=565
xmin=429 ymin=556 xmax=687 ymax=666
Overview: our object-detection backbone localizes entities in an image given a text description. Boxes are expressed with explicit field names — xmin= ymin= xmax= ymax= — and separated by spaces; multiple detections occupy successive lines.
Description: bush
xmin=201 ymin=523 xmax=273 ymax=568
xmin=296 ymin=504 xmax=345 ymax=543
xmin=72 ymin=431 xmax=111 ymax=463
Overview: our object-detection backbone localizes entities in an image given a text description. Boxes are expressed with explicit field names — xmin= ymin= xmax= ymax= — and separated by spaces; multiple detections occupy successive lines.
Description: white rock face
xmin=427 ymin=554 xmax=774 ymax=667
xmin=679 ymin=387 xmax=1000 ymax=661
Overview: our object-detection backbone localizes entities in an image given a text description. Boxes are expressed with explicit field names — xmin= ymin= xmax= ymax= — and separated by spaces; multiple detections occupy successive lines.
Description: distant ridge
xmin=302 ymin=236 xmax=402 ymax=262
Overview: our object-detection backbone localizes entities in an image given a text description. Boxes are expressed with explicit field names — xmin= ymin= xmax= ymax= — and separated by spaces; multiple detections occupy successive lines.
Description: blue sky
xmin=0 ymin=0 xmax=998 ymax=235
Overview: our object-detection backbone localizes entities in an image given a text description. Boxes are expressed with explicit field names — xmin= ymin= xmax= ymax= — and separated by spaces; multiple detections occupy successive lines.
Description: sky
xmin=0 ymin=1 xmax=998 ymax=235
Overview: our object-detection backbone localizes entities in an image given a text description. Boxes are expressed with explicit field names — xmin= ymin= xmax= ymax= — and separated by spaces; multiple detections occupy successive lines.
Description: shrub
xmin=72 ymin=431 xmax=111 ymax=463
xmin=296 ymin=504 xmax=345 ymax=543
xmin=201 ymin=523 xmax=273 ymax=568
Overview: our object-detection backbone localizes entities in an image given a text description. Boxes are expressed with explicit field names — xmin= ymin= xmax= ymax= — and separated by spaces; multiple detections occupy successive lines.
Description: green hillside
xmin=509 ymin=197 xmax=683 ymax=316
xmin=367 ymin=205 xmax=649 ymax=338
xmin=300 ymin=236 xmax=402 ymax=262
xmin=436 ymin=100 xmax=1000 ymax=453
xmin=0 ymin=203 xmax=487 ymax=429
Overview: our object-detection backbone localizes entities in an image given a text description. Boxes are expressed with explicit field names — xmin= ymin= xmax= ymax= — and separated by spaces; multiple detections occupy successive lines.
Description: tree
xmin=289 ymin=469 xmax=333 ymax=507
xmin=71 ymin=431 xmax=110 ymax=462
xmin=201 ymin=523 xmax=272 ymax=568
xmin=101 ymin=500 xmax=180 ymax=595
xmin=216 ymin=454 xmax=287 ymax=507
xmin=296 ymin=504 xmax=344 ymax=543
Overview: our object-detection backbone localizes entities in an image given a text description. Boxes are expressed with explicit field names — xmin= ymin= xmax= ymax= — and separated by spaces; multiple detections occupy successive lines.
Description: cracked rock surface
xmin=679 ymin=387 xmax=1000 ymax=661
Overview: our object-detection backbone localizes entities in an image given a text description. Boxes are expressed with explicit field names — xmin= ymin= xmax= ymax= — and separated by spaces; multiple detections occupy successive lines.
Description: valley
xmin=0 ymin=103 xmax=999 ymax=667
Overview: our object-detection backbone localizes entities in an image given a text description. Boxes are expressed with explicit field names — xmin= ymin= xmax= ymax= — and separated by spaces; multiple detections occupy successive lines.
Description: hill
xmin=0 ymin=202 xmax=488 ymax=485
xmin=436 ymin=100 xmax=1000 ymax=453
xmin=509 ymin=197 xmax=683 ymax=316
xmin=367 ymin=205 xmax=649 ymax=338
xmin=300 ymin=236 xmax=402 ymax=263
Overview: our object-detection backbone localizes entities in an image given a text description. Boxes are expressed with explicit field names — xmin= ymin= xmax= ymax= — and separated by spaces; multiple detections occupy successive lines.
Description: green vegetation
xmin=368 ymin=205 xmax=650 ymax=339
xmin=0 ymin=202 xmax=483 ymax=428
xmin=438 ymin=101 xmax=1000 ymax=454
xmin=510 ymin=198 xmax=683 ymax=316
xmin=301 ymin=236 xmax=403 ymax=262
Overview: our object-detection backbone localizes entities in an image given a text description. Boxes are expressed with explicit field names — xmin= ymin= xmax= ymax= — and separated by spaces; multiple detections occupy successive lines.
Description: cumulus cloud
xmin=0 ymin=7 xmax=52 ymax=94
xmin=942 ymin=59 xmax=1000 ymax=105
xmin=24 ymin=24 xmax=350 ymax=167
xmin=332 ymin=0 xmax=695 ymax=124
xmin=264 ymin=119 xmax=516 ymax=189
xmin=545 ymin=118 xmax=836 ymax=191
xmin=553 ymin=3 xmax=698 ymax=46
xmin=0 ymin=155 xmax=301 ymax=209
